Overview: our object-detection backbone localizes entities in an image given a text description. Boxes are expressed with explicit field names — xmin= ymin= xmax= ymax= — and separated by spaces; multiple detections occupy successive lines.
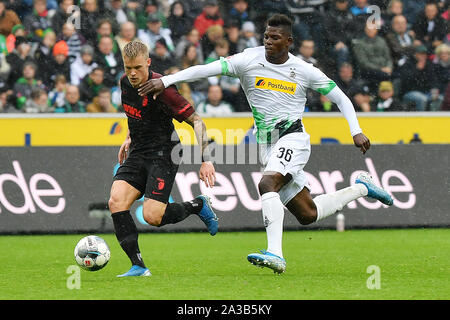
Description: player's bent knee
xmin=289 ymin=206 xmax=317 ymax=225
xmin=108 ymin=196 xmax=125 ymax=213
xmin=143 ymin=208 xmax=165 ymax=226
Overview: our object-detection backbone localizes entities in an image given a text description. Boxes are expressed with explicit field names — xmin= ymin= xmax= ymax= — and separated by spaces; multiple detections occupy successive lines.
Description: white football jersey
xmin=220 ymin=46 xmax=336 ymax=143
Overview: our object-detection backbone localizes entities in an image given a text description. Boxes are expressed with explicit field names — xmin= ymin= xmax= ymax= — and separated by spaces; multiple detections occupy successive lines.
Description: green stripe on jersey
xmin=220 ymin=57 xmax=230 ymax=76
xmin=316 ymin=80 xmax=336 ymax=95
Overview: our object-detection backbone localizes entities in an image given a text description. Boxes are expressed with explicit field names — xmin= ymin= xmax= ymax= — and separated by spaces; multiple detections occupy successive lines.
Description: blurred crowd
xmin=0 ymin=0 xmax=448 ymax=115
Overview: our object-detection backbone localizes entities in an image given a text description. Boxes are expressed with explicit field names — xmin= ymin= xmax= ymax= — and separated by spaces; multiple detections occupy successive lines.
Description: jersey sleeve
xmin=307 ymin=66 xmax=337 ymax=95
xmin=220 ymin=51 xmax=248 ymax=77
xmin=158 ymin=84 xmax=194 ymax=122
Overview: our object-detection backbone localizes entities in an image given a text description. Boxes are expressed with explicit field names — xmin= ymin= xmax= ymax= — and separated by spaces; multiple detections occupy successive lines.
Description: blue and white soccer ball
xmin=74 ymin=235 xmax=111 ymax=271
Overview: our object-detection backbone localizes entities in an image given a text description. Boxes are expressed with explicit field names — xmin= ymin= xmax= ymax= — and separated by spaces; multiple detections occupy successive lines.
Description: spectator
xmin=335 ymin=62 xmax=371 ymax=112
xmin=94 ymin=36 xmax=123 ymax=87
xmin=412 ymin=2 xmax=447 ymax=53
xmin=47 ymin=40 xmax=71 ymax=88
xmin=0 ymin=86 xmax=12 ymax=112
xmin=34 ymin=28 xmax=56 ymax=81
xmin=23 ymin=0 xmax=53 ymax=41
xmin=180 ymin=0 xmax=205 ymax=19
xmin=79 ymin=67 xmax=105 ymax=103
xmin=322 ymin=0 xmax=354 ymax=71
xmin=201 ymin=24 xmax=224 ymax=59
xmin=432 ymin=43 xmax=450 ymax=93
xmin=286 ymin=0 xmax=327 ymax=50
xmin=58 ymin=22 xmax=86 ymax=64
xmin=80 ymin=0 xmax=104 ymax=45
xmin=193 ymin=0 xmax=224 ymax=38
xmin=237 ymin=21 xmax=259 ymax=53
xmin=70 ymin=44 xmax=98 ymax=86
xmin=119 ymin=0 xmax=141 ymax=27
xmin=167 ymin=1 xmax=193 ymax=43
xmin=6 ymin=23 xmax=25 ymax=53
xmin=107 ymin=0 xmax=130 ymax=27
xmin=0 ymin=41 xmax=10 ymax=90
xmin=138 ymin=13 xmax=175 ymax=53
xmin=115 ymin=21 xmax=137 ymax=54
xmin=371 ymin=81 xmax=407 ymax=112
xmin=249 ymin=0 xmax=288 ymax=35
xmin=204 ymin=38 xmax=229 ymax=64
xmin=51 ymin=0 xmax=74 ymax=36
xmin=13 ymin=61 xmax=40 ymax=110
xmin=402 ymin=0 xmax=425 ymax=26
xmin=224 ymin=19 xmax=240 ymax=55
xmin=179 ymin=43 xmax=209 ymax=106
xmin=430 ymin=43 xmax=450 ymax=110
xmin=175 ymin=27 xmax=204 ymax=63
xmin=385 ymin=15 xmax=420 ymax=70
xmin=296 ymin=39 xmax=318 ymax=66
xmin=6 ymin=36 xmax=35 ymax=89
xmin=149 ymin=37 xmax=176 ymax=75
xmin=399 ymin=45 xmax=439 ymax=111
xmin=86 ymin=87 xmax=117 ymax=112
xmin=56 ymin=84 xmax=85 ymax=112
xmin=197 ymin=85 xmax=234 ymax=116
xmin=442 ymin=1 xmax=449 ymax=21
xmin=350 ymin=0 xmax=370 ymax=16
xmin=48 ymin=74 xmax=66 ymax=109
xmin=96 ymin=20 xmax=119 ymax=55
xmin=349 ymin=0 xmax=372 ymax=37
xmin=23 ymin=88 xmax=51 ymax=113
xmin=137 ymin=0 xmax=168 ymax=30
xmin=380 ymin=0 xmax=404 ymax=35
xmin=227 ymin=0 xmax=250 ymax=28
xmin=352 ymin=22 xmax=393 ymax=93
xmin=0 ymin=0 xmax=21 ymax=37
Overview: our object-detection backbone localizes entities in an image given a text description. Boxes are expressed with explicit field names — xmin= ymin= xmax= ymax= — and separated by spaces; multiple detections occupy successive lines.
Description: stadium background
xmin=0 ymin=1 xmax=449 ymax=302
xmin=0 ymin=112 xmax=449 ymax=233
xmin=0 ymin=0 xmax=449 ymax=233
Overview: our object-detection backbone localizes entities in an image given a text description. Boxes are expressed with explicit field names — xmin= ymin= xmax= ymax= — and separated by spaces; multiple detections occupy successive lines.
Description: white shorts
xmin=260 ymin=132 xmax=311 ymax=205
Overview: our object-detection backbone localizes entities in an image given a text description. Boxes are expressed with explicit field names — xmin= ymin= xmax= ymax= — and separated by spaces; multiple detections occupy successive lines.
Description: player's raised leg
xmin=143 ymin=195 xmax=218 ymax=236
xmin=108 ymin=180 xmax=151 ymax=277
xmin=286 ymin=172 xmax=393 ymax=226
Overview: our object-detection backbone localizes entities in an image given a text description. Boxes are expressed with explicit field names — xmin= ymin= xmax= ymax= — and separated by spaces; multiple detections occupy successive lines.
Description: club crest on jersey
xmin=290 ymin=68 xmax=296 ymax=79
xmin=255 ymin=77 xmax=297 ymax=94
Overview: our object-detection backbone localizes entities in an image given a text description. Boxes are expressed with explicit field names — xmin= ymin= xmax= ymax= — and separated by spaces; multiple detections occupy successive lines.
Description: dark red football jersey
xmin=120 ymin=69 xmax=194 ymax=157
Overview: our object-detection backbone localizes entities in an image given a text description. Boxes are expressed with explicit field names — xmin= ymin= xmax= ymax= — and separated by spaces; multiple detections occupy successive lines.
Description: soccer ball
xmin=74 ymin=235 xmax=110 ymax=271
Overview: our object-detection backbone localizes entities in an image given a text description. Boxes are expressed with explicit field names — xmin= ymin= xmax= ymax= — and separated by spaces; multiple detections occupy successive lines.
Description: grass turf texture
xmin=0 ymin=229 xmax=448 ymax=300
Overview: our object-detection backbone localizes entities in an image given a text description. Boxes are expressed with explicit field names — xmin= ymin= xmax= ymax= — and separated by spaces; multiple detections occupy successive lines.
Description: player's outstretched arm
xmin=184 ymin=112 xmax=216 ymax=188
xmin=138 ymin=60 xmax=223 ymax=98
xmin=325 ymin=86 xmax=371 ymax=154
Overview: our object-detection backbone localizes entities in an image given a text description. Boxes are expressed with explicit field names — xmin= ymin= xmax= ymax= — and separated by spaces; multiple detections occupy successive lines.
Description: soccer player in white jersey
xmin=138 ymin=14 xmax=394 ymax=274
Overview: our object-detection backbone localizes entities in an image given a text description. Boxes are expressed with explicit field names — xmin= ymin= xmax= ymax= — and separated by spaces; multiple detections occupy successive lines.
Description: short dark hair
xmin=266 ymin=14 xmax=293 ymax=36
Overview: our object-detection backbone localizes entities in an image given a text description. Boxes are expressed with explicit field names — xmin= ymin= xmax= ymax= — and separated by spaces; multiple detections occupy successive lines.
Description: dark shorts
xmin=113 ymin=151 xmax=178 ymax=203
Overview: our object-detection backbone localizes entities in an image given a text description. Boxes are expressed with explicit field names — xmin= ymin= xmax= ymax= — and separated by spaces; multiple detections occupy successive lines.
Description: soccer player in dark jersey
xmin=109 ymin=40 xmax=218 ymax=277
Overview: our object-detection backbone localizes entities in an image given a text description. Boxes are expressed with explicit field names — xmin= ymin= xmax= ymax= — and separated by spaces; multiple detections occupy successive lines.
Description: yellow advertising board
xmin=0 ymin=113 xmax=449 ymax=146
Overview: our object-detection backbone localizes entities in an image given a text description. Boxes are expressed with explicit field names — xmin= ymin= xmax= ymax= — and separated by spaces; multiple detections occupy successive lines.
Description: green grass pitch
xmin=0 ymin=229 xmax=448 ymax=300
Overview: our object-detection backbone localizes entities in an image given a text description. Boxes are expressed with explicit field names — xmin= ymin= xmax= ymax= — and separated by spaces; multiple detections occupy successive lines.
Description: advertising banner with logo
xmin=1 ymin=113 xmax=450 ymax=146
xmin=0 ymin=145 xmax=448 ymax=234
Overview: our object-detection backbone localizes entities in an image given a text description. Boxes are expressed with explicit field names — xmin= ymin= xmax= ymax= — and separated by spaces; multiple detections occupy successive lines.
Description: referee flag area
xmin=0 ymin=113 xmax=449 ymax=303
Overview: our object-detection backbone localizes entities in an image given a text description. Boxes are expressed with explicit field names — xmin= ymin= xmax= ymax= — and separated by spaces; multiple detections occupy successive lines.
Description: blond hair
xmin=435 ymin=43 xmax=450 ymax=56
xmin=123 ymin=40 xmax=149 ymax=59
